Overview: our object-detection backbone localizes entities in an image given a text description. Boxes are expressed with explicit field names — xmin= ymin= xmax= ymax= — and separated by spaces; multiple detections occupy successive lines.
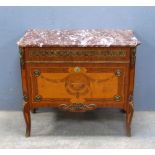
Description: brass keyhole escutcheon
xmin=74 ymin=67 xmax=81 ymax=73
xmin=33 ymin=69 xmax=41 ymax=77
xmin=115 ymin=69 xmax=122 ymax=77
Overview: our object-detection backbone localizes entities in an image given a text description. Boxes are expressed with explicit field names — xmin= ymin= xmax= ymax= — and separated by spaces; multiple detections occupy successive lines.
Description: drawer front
xmin=25 ymin=47 xmax=130 ymax=63
xmin=28 ymin=63 xmax=129 ymax=111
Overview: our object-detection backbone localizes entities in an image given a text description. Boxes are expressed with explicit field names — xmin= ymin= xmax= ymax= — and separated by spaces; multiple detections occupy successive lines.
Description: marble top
xmin=17 ymin=29 xmax=140 ymax=47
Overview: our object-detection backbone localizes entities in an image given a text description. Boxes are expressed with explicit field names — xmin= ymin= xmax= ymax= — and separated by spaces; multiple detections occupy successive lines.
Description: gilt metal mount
xmin=129 ymin=95 xmax=134 ymax=103
xmin=59 ymin=103 xmax=96 ymax=112
xmin=74 ymin=66 xmax=81 ymax=73
xmin=131 ymin=48 xmax=136 ymax=64
xmin=114 ymin=95 xmax=121 ymax=102
xmin=115 ymin=69 xmax=122 ymax=77
xmin=34 ymin=95 xmax=42 ymax=102
xmin=19 ymin=47 xmax=24 ymax=66
xmin=33 ymin=69 xmax=41 ymax=77
xmin=23 ymin=95 xmax=28 ymax=102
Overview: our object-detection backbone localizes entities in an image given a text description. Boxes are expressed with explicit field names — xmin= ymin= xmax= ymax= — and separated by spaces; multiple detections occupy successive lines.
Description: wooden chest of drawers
xmin=17 ymin=29 xmax=140 ymax=137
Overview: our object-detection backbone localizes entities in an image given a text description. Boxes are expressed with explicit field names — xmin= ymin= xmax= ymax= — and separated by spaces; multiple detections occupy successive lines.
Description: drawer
xmin=28 ymin=63 xmax=129 ymax=111
xmin=24 ymin=47 xmax=130 ymax=63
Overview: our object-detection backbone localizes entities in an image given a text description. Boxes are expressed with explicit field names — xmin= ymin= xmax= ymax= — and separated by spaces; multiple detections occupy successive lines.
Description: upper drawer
xmin=23 ymin=47 xmax=130 ymax=63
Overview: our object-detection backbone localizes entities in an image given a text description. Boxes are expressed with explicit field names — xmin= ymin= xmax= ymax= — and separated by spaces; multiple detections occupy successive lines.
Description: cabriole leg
xmin=23 ymin=102 xmax=31 ymax=137
xmin=126 ymin=102 xmax=134 ymax=137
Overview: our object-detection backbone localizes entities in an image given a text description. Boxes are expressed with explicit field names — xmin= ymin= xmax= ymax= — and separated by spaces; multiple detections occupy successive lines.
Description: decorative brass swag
xmin=59 ymin=103 xmax=96 ymax=112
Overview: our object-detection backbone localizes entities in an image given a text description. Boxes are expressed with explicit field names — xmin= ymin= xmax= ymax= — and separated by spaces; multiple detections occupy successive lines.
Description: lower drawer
xmin=28 ymin=63 xmax=129 ymax=111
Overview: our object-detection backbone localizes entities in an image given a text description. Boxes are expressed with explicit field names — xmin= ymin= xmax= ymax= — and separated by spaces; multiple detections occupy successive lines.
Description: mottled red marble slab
xmin=17 ymin=29 xmax=140 ymax=47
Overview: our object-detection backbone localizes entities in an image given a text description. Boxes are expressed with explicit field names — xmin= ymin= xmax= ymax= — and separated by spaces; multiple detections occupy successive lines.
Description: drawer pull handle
xmin=115 ymin=69 xmax=122 ymax=77
xmin=114 ymin=95 xmax=121 ymax=102
xmin=74 ymin=67 xmax=81 ymax=73
xmin=33 ymin=69 xmax=41 ymax=77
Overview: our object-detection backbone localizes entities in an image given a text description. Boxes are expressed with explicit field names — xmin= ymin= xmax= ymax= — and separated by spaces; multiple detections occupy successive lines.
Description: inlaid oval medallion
xmin=65 ymin=73 xmax=90 ymax=98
